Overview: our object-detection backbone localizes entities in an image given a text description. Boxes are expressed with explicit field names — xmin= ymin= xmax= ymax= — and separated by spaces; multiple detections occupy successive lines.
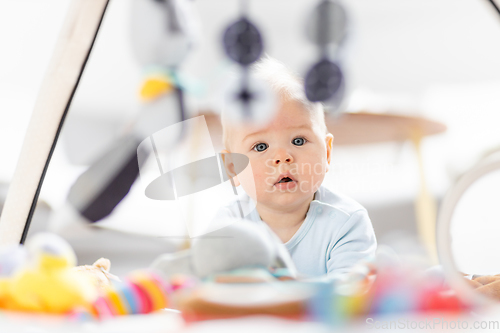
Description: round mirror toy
xmin=438 ymin=149 xmax=500 ymax=307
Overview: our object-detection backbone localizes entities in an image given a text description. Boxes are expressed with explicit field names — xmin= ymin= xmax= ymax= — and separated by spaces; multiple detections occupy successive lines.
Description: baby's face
xmin=224 ymin=99 xmax=333 ymax=211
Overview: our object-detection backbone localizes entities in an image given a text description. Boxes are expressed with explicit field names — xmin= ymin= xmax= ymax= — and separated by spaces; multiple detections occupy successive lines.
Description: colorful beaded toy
xmin=92 ymin=270 xmax=173 ymax=318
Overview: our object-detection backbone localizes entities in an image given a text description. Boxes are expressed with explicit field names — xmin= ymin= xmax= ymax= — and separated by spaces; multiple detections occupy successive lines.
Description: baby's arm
xmin=326 ymin=209 xmax=377 ymax=277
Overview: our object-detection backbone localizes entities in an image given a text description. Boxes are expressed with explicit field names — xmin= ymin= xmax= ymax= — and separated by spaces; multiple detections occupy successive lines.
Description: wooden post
xmin=0 ymin=0 xmax=109 ymax=246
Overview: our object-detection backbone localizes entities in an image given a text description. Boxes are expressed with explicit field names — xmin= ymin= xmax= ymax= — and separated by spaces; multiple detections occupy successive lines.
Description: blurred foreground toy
xmin=178 ymin=282 xmax=315 ymax=322
xmin=0 ymin=232 xmax=180 ymax=319
xmin=0 ymin=233 xmax=97 ymax=314
xmin=0 ymin=244 xmax=27 ymax=277
xmin=73 ymin=257 xmax=120 ymax=294
xmin=92 ymin=270 xmax=173 ymax=318
xmin=172 ymin=246 xmax=471 ymax=323
xmin=150 ymin=219 xmax=297 ymax=280
xmin=308 ymin=256 xmax=470 ymax=327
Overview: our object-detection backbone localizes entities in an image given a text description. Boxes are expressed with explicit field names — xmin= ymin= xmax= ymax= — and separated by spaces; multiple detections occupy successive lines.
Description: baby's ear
xmin=221 ymin=149 xmax=241 ymax=187
xmin=325 ymin=133 xmax=334 ymax=172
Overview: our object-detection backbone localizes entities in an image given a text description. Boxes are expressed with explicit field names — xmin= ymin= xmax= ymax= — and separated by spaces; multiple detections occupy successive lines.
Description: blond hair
xmin=221 ymin=56 xmax=327 ymax=150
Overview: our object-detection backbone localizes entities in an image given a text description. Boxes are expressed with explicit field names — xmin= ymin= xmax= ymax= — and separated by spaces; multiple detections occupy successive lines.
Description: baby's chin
xmin=256 ymin=189 xmax=315 ymax=209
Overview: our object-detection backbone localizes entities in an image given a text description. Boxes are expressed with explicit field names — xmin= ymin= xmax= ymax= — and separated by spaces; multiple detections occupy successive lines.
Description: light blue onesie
xmin=217 ymin=185 xmax=377 ymax=278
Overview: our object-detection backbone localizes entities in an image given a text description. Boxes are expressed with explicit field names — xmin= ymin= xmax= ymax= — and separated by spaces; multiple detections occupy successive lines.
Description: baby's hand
xmin=475 ymin=279 xmax=500 ymax=301
xmin=463 ymin=278 xmax=482 ymax=289
xmin=473 ymin=275 xmax=500 ymax=285
xmin=462 ymin=274 xmax=500 ymax=301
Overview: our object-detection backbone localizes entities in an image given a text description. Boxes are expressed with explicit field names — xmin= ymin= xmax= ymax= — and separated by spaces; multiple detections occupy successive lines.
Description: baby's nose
xmin=274 ymin=151 xmax=293 ymax=165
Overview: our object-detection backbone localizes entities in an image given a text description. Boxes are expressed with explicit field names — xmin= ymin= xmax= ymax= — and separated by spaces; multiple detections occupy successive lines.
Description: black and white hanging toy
xmin=221 ymin=0 xmax=277 ymax=126
xmin=304 ymin=0 xmax=347 ymax=114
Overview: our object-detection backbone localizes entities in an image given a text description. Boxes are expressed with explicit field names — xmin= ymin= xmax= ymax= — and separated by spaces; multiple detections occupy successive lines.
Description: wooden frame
xmin=0 ymin=0 xmax=109 ymax=246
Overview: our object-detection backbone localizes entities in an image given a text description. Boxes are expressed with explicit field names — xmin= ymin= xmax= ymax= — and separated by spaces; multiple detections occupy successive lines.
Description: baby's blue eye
xmin=292 ymin=137 xmax=306 ymax=146
xmin=253 ymin=143 xmax=268 ymax=152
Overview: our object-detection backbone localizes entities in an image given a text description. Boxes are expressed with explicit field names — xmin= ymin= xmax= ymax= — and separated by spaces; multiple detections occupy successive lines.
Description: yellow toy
xmin=0 ymin=233 xmax=97 ymax=314
xmin=139 ymin=75 xmax=174 ymax=101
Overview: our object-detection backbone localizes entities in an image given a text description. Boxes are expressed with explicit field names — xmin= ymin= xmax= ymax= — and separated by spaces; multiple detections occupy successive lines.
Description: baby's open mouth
xmin=273 ymin=173 xmax=298 ymax=190
xmin=277 ymin=177 xmax=293 ymax=183
xmin=274 ymin=174 xmax=297 ymax=185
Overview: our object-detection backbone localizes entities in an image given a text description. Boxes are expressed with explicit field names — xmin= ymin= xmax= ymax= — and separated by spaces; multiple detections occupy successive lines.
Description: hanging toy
xmin=223 ymin=16 xmax=263 ymax=66
xmin=220 ymin=71 xmax=278 ymax=127
xmin=304 ymin=0 xmax=347 ymax=114
xmin=55 ymin=0 xmax=200 ymax=227
xmin=131 ymin=0 xmax=198 ymax=129
xmin=220 ymin=1 xmax=277 ymax=127
xmin=140 ymin=74 xmax=175 ymax=102
xmin=131 ymin=0 xmax=195 ymax=68
xmin=131 ymin=1 xmax=199 ymax=222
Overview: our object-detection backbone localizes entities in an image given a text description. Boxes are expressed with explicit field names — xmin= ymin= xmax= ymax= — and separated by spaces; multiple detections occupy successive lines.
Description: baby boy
xmin=218 ymin=57 xmax=376 ymax=278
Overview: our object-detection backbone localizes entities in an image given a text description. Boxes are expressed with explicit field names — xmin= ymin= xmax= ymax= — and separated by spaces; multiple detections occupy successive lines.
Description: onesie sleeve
xmin=326 ymin=209 xmax=377 ymax=277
